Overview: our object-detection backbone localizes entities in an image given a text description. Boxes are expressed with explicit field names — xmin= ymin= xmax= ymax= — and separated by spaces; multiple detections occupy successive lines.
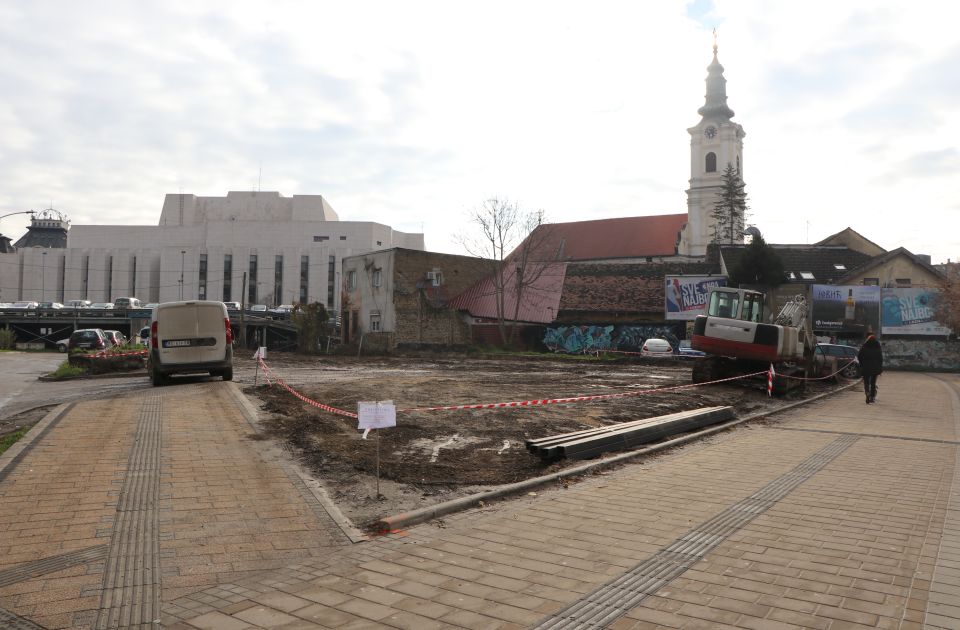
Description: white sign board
xmin=253 ymin=346 xmax=267 ymax=359
xmin=358 ymin=401 xmax=397 ymax=430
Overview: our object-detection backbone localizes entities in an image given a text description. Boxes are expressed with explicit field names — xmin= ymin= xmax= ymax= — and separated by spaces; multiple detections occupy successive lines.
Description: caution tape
xmin=257 ymin=358 xmax=358 ymax=418
xmin=90 ymin=348 xmax=149 ymax=359
xmin=256 ymin=357 xmax=768 ymax=417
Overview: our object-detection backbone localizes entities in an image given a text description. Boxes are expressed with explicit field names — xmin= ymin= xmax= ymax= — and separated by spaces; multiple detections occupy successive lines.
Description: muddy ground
xmin=243 ymin=352 xmax=848 ymax=528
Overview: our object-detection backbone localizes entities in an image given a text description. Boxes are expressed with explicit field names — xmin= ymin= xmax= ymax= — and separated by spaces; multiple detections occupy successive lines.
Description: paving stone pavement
xmin=1 ymin=372 xmax=959 ymax=628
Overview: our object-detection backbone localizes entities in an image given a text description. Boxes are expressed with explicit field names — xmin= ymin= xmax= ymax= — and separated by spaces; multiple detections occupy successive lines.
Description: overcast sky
xmin=1 ymin=0 xmax=957 ymax=263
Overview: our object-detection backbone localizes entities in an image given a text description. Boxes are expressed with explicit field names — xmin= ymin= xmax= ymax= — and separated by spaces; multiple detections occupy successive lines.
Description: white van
xmin=149 ymin=301 xmax=233 ymax=386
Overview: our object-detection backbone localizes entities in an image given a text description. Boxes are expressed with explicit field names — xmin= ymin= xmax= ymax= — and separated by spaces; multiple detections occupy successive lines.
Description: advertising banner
xmin=811 ymin=285 xmax=880 ymax=332
xmin=881 ymin=288 xmax=951 ymax=335
xmin=665 ymin=275 xmax=726 ymax=320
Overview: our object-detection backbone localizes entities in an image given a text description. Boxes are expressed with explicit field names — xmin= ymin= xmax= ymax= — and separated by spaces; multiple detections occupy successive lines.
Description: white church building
xmin=0 ymin=191 xmax=424 ymax=310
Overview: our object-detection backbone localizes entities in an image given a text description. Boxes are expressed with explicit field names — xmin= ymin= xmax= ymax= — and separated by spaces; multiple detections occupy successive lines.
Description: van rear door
xmin=157 ymin=302 xmax=226 ymax=365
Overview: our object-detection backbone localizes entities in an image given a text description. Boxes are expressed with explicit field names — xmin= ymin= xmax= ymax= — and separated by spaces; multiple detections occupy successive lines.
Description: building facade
xmin=0 ymin=191 xmax=424 ymax=312
xmin=678 ymin=42 xmax=746 ymax=257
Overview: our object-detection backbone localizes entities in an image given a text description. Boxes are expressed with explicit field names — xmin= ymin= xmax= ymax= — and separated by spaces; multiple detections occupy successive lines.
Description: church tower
xmin=678 ymin=39 xmax=745 ymax=257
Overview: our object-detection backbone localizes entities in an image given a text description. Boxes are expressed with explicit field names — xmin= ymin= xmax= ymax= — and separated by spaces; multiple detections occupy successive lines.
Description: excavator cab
xmin=706 ymin=287 xmax=765 ymax=323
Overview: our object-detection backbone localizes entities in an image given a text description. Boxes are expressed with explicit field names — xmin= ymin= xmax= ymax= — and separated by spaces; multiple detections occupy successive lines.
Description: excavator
xmin=690 ymin=287 xmax=816 ymax=395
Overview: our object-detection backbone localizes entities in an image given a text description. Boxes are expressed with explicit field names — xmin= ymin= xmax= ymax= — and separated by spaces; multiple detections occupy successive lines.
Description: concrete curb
xmin=0 ymin=403 xmax=74 ymax=483
xmin=225 ymin=382 xmax=369 ymax=544
xmin=376 ymin=381 xmax=860 ymax=533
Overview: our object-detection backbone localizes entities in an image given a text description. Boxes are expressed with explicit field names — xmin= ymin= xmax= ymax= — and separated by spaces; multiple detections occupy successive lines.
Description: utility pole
xmin=240 ymin=271 xmax=247 ymax=348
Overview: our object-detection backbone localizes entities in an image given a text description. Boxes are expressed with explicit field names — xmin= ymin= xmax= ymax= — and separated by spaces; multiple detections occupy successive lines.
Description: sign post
xmin=252 ymin=347 xmax=267 ymax=386
xmin=358 ymin=401 xmax=397 ymax=497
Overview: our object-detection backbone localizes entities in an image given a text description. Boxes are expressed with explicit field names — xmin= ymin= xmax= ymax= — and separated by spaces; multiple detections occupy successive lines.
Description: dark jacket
xmin=857 ymin=337 xmax=883 ymax=376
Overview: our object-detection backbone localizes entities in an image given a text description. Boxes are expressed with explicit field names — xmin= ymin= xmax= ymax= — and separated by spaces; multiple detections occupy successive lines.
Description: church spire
xmin=697 ymin=30 xmax=735 ymax=122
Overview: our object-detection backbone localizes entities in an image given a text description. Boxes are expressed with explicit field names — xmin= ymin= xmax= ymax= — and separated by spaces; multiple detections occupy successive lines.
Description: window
xmin=274 ymin=255 xmax=283 ymax=306
xmin=896 ymin=278 xmax=911 ymax=286
xmin=863 ymin=277 xmax=880 ymax=286
xmin=833 ymin=264 xmax=846 ymax=270
xmin=370 ymin=312 xmax=381 ymax=332
xmin=372 ymin=268 xmax=382 ymax=287
xmin=106 ymin=256 xmax=112 ymax=301
xmin=198 ymin=254 xmax=207 ymax=300
xmin=799 ymin=272 xmax=815 ymax=280
xmin=131 ymin=256 xmax=137 ymax=295
xmin=223 ymin=254 xmax=232 ymax=301
xmin=299 ymin=255 xmax=309 ymax=304
xmin=786 ymin=271 xmax=797 ymax=281
xmin=741 ymin=292 xmax=764 ymax=323
xmin=705 ymin=152 xmax=717 ymax=173
xmin=313 ymin=235 xmax=329 ymax=242
xmin=347 ymin=270 xmax=357 ymax=290
xmin=248 ymin=254 xmax=258 ymax=304
xmin=708 ymin=290 xmax=739 ymax=319
xmin=339 ymin=236 xmax=347 ymax=241
xmin=376 ymin=240 xmax=382 ymax=246
xmin=327 ymin=255 xmax=335 ymax=307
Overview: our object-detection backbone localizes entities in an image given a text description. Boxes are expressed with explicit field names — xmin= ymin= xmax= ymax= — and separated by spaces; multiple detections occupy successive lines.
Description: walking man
xmin=857 ymin=333 xmax=883 ymax=404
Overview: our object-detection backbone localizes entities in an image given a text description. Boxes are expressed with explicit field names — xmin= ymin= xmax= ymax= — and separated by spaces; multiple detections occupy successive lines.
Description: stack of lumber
xmin=525 ymin=406 xmax=734 ymax=461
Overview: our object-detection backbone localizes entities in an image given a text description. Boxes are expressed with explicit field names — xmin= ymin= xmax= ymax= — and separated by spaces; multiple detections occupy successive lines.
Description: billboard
xmin=811 ymin=285 xmax=880 ymax=332
xmin=665 ymin=275 xmax=726 ymax=320
xmin=881 ymin=288 xmax=951 ymax=336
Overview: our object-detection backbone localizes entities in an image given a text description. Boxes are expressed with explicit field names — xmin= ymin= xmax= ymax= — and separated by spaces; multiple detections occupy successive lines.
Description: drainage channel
xmin=95 ymin=394 xmax=163 ymax=630
xmin=534 ymin=434 xmax=860 ymax=629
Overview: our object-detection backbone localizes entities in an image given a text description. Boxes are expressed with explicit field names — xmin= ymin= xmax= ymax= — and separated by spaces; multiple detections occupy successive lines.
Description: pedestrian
xmin=857 ymin=333 xmax=883 ymax=404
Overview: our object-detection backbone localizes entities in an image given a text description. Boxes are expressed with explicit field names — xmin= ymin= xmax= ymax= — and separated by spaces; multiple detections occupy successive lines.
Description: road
xmin=0 ymin=351 xmax=146 ymax=424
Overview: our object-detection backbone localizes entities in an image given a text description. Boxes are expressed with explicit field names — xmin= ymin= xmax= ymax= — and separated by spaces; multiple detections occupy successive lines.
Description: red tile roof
xmin=516 ymin=214 xmax=688 ymax=261
xmin=447 ymin=262 xmax=567 ymax=324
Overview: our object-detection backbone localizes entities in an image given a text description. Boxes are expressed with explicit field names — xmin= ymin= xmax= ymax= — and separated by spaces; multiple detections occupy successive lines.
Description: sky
xmin=0 ymin=0 xmax=958 ymax=264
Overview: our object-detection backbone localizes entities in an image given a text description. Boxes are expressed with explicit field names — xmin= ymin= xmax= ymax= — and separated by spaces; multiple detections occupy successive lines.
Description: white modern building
xmin=0 ymin=191 xmax=424 ymax=312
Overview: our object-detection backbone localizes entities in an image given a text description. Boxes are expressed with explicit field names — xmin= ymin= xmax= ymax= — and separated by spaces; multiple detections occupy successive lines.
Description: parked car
xmin=103 ymin=330 xmax=128 ymax=347
xmin=678 ymin=340 xmax=706 ymax=358
xmin=65 ymin=299 xmax=92 ymax=309
xmin=812 ymin=343 xmax=860 ymax=379
xmin=223 ymin=301 xmax=241 ymax=311
xmin=138 ymin=325 xmax=151 ymax=347
xmin=39 ymin=302 xmax=64 ymax=309
xmin=113 ymin=297 xmax=142 ymax=309
xmin=90 ymin=302 xmax=114 ymax=309
xmin=641 ymin=338 xmax=675 ymax=357
xmin=10 ymin=301 xmax=39 ymax=310
xmin=56 ymin=337 xmax=71 ymax=352
xmin=250 ymin=304 xmax=268 ymax=313
xmin=67 ymin=328 xmax=109 ymax=352
xmin=149 ymin=301 xmax=233 ymax=385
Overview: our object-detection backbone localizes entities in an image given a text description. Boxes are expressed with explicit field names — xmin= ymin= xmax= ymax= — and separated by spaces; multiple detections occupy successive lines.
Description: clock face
xmin=704 ymin=126 xmax=717 ymax=139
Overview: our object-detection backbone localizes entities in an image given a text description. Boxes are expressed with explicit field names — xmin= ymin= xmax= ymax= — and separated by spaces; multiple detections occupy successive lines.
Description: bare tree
xmin=934 ymin=263 xmax=960 ymax=333
xmin=458 ymin=197 xmax=554 ymax=346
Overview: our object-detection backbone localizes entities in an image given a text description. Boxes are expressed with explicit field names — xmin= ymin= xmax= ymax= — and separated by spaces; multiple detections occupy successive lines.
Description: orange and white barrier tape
xmin=257 ymin=357 xmax=766 ymax=417
xmin=91 ymin=348 xmax=149 ymax=359
xmin=257 ymin=358 xmax=358 ymax=418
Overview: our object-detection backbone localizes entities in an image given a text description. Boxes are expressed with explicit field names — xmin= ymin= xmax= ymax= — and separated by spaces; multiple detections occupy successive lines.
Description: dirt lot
xmin=243 ymin=352 xmax=848 ymax=529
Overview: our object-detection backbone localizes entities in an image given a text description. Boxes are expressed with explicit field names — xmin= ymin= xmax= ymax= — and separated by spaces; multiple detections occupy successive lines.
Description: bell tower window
xmin=705 ymin=152 xmax=717 ymax=173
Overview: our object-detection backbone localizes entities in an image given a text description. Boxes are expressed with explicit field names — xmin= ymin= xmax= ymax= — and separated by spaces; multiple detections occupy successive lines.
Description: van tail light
xmin=224 ymin=318 xmax=233 ymax=345
xmin=151 ymin=321 xmax=158 ymax=349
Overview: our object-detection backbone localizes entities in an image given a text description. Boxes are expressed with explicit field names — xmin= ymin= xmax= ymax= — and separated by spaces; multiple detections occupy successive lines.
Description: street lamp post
xmin=179 ymin=250 xmax=186 ymax=300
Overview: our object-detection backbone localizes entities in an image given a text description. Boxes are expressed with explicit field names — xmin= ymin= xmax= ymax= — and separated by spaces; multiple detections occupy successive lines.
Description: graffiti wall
xmin=881 ymin=339 xmax=960 ymax=371
xmin=543 ymin=323 xmax=685 ymax=354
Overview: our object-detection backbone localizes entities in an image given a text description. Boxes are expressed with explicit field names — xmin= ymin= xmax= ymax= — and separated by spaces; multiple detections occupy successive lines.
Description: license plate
xmin=163 ymin=339 xmax=192 ymax=348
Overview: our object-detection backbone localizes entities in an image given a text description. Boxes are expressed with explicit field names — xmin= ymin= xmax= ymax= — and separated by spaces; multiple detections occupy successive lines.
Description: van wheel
xmin=221 ymin=368 xmax=233 ymax=382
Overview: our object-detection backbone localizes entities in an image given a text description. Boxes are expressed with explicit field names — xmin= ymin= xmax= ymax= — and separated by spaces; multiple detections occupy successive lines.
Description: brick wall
xmin=391 ymin=250 xmax=492 ymax=349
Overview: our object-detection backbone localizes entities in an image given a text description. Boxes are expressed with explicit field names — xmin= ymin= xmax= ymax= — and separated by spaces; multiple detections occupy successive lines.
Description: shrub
xmin=51 ymin=361 xmax=85 ymax=379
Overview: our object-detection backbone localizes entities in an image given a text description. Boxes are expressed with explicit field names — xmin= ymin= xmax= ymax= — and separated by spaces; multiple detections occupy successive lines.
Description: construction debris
xmin=525 ymin=406 xmax=735 ymax=460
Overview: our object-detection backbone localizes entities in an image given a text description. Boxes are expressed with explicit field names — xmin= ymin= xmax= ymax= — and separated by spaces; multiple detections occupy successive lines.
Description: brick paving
xmin=1 ymin=372 xmax=959 ymax=628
